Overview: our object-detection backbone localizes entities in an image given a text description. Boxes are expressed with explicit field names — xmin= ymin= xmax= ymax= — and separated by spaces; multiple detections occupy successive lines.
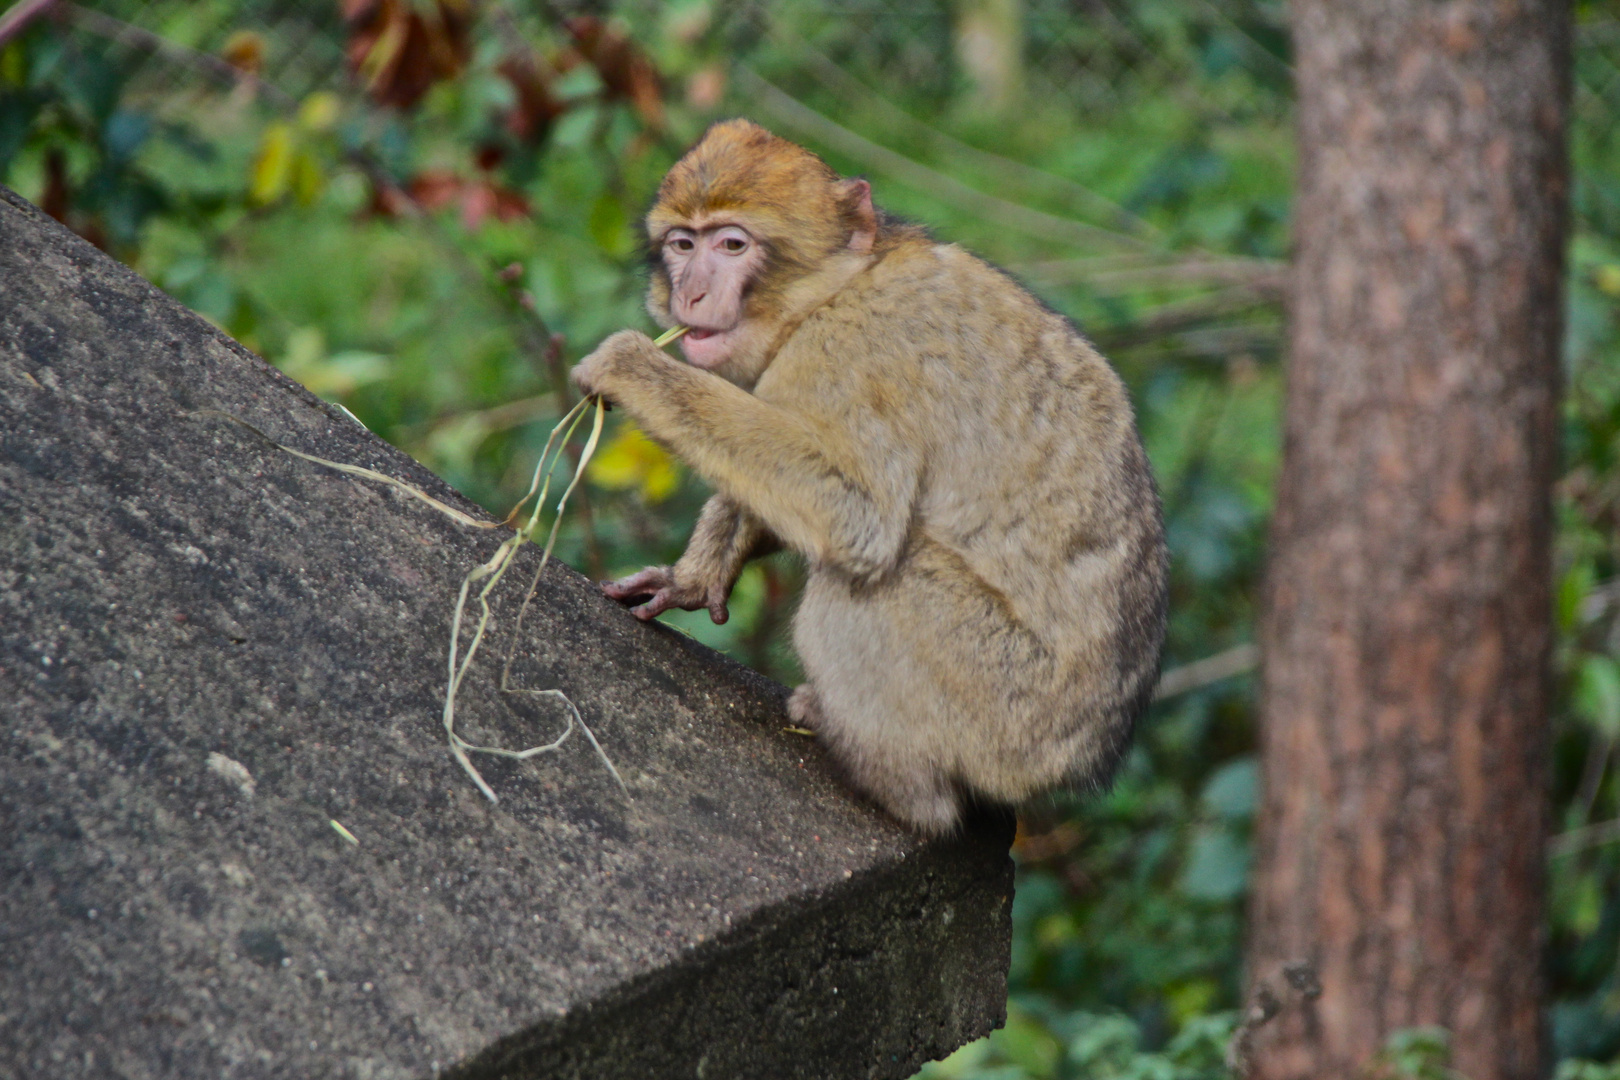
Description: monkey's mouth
xmin=678 ymin=326 xmax=735 ymax=370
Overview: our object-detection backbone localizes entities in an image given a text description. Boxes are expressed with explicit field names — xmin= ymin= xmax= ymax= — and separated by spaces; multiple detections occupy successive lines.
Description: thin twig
xmin=1576 ymin=735 xmax=1613 ymax=824
xmin=1014 ymin=254 xmax=1286 ymax=292
xmin=764 ymin=17 xmax=1167 ymax=244
xmin=1153 ymin=643 xmax=1259 ymax=701
xmin=0 ymin=0 xmax=58 ymax=48
xmin=1089 ymin=286 xmax=1280 ymax=350
xmin=735 ymin=66 xmax=1156 ymax=255
xmin=1550 ymin=817 xmax=1620 ymax=858
xmin=192 ymin=410 xmax=500 ymax=530
xmin=62 ymin=3 xmax=296 ymax=109
xmin=421 ymin=393 xmax=561 ymax=443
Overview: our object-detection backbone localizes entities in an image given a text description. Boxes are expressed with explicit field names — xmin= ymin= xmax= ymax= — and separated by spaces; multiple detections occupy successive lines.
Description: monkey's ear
xmin=842 ymin=178 xmax=876 ymax=254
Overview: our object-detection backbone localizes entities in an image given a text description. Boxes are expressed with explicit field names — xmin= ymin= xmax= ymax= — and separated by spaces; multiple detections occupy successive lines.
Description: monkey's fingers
xmin=631 ymin=589 xmax=682 ymax=621
xmin=602 ymin=567 xmax=674 ymax=604
xmin=706 ymin=587 xmax=730 ymax=625
xmin=602 ymin=582 xmax=658 ymax=605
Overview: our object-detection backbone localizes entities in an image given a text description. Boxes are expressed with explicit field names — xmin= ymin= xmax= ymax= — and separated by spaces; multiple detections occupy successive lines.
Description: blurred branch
xmin=1088 ymin=286 xmax=1281 ymax=349
xmin=1191 ymin=0 xmax=1294 ymax=78
xmin=0 ymin=0 xmax=57 ymax=48
xmin=762 ymin=18 xmax=1167 ymax=245
xmin=1550 ymin=817 xmax=1620 ymax=858
xmin=61 ymin=3 xmax=297 ymax=110
xmin=422 ymin=393 xmax=561 ymax=442
xmin=1577 ymin=19 xmax=1620 ymax=45
xmin=1576 ymin=736 xmax=1613 ymax=824
xmin=735 ymin=66 xmax=1157 ymax=255
xmin=1153 ymin=643 xmax=1258 ymax=701
xmin=1015 ymin=254 xmax=1286 ymax=292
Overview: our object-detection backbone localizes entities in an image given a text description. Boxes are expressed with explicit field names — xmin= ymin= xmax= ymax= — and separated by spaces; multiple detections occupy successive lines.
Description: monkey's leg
xmin=795 ymin=683 xmax=961 ymax=835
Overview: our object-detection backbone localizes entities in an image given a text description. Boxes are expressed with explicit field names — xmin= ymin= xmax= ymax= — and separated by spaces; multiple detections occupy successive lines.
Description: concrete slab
xmin=0 ymin=186 xmax=1013 ymax=1080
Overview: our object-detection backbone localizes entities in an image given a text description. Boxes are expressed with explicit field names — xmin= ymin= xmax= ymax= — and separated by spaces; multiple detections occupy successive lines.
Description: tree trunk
xmin=1245 ymin=2 xmax=1570 ymax=1077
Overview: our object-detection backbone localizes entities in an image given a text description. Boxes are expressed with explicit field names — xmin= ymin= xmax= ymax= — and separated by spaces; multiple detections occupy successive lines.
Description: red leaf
xmin=563 ymin=16 xmax=665 ymax=130
xmin=342 ymin=0 xmax=473 ymax=110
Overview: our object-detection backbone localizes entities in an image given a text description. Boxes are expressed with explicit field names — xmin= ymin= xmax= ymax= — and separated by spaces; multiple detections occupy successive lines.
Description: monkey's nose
xmin=687 ymin=291 xmax=707 ymax=307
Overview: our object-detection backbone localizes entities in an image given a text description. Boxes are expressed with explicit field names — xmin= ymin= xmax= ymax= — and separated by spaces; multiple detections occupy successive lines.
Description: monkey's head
xmin=646 ymin=119 xmax=878 ymax=384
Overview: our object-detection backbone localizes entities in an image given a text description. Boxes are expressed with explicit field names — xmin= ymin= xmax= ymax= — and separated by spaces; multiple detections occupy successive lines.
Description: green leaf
xmin=1555 ymin=1061 xmax=1620 ymax=1080
xmin=292 ymin=149 xmax=324 ymax=206
xmin=1178 ymin=826 xmax=1249 ymax=901
xmin=1558 ymin=560 xmax=1597 ymax=634
xmin=1379 ymin=1027 xmax=1452 ymax=1080
xmin=1200 ymin=757 xmax=1259 ymax=820
xmin=587 ymin=191 xmax=632 ymax=257
xmin=991 ymin=1008 xmax=1062 ymax=1079
xmin=1066 ymin=1013 xmax=1140 ymax=1068
xmin=103 ymin=110 xmax=151 ymax=163
xmin=1574 ymin=655 xmax=1620 ymax=738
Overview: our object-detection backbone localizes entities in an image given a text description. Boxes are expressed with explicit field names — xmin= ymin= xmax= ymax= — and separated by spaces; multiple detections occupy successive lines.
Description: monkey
xmin=572 ymin=119 xmax=1167 ymax=836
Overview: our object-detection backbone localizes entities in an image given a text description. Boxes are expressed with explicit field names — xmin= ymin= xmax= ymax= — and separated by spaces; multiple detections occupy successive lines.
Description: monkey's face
xmin=644 ymin=119 xmax=880 ymax=387
xmin=658 ymin=217 xmax=767 ymax=371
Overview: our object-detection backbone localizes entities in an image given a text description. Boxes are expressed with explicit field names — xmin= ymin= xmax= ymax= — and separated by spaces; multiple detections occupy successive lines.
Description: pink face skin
xmin=660 ymin=222 xmax=766 ymax=370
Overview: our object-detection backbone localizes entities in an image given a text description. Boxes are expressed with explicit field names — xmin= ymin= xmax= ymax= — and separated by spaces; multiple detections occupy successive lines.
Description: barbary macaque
xmin=572 ymin=119 xmax=1167 ymax=835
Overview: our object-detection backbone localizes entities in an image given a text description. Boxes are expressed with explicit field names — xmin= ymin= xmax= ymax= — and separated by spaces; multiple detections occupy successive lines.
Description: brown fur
xmin=576 ymin=121 xmax=1168 ymax=835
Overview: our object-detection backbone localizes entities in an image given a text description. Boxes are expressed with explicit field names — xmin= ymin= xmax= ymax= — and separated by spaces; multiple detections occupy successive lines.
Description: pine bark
xmin=1245 ymin=2 xmax=1570 ymax=1077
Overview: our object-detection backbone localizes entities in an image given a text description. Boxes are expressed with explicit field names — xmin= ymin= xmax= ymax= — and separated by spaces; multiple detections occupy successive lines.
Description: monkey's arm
xmin=604 ymin=494 xmax=779 ymax=622
xmin=575 ymin=331 xmax=918 ymax=582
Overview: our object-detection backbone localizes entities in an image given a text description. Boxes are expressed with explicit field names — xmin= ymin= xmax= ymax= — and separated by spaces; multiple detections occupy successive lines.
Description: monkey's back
xmin=768 ymin=239 xmax=1168 ymax=800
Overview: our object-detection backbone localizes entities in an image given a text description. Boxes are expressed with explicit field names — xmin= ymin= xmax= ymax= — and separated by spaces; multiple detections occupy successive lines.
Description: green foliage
xmin=1559 ymin=1060 xmax=1620 ymax=1080
xmin=4 ymin=2 xmax=1620 ymax=1076
xmin=921 ymin=1000 xmax=1237 ymax=1080
xmin=1373 ymin=1028 xmax=1456 ymax=1080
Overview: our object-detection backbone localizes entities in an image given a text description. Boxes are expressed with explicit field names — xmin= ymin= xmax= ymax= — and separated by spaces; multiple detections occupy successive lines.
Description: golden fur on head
xmin=647 ymin=119 xmax=863 ymax=268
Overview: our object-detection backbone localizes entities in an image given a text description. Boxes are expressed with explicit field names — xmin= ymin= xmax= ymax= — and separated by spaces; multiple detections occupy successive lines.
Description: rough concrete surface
xmin=0 ymin=186 xmax=1014 ymax=1080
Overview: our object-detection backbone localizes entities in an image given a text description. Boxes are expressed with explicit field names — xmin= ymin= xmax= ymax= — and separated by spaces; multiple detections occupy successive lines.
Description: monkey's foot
xmin=602 ymin=566 xmax=729 ymax=624
xmin=787 ymin=684 xmax=822 ymax=732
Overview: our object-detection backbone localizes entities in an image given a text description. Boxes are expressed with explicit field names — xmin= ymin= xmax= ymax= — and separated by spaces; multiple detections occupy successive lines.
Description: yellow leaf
xmin=293 ymin=149 xmax=324 ymax=205
xmin=250 ymin=121 xmax=294 ymax=205
xmin=587 ymin=423 xmax=681 ymax=503
xmin=640 ymin=455 xmax=680 ymax=503
xmin=1 ymin=41 xmax=26 ymax=86
xmin=1596 ymin=264 xmax=1620 ymax=298
xmin=1167 ymin=979 xmax=1220 ymax=1026
xmin=297 ymin=91 xmax=341 ymax=132
xmin=359 ymin=15 xmax=408 ymax=90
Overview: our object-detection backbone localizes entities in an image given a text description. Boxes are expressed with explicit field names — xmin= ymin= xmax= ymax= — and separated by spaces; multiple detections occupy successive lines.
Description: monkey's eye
xmin=720 ymin=236 xmax=748 ymax=254
xmin=667 ymin=235 xmax=696 ymax=254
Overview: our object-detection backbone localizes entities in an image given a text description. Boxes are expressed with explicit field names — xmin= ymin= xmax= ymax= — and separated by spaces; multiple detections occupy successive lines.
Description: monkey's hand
xmin=571 ymin=329 xmax=661 ymax=403
xmin=602 ymin=566 xmax=731 ymax=624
